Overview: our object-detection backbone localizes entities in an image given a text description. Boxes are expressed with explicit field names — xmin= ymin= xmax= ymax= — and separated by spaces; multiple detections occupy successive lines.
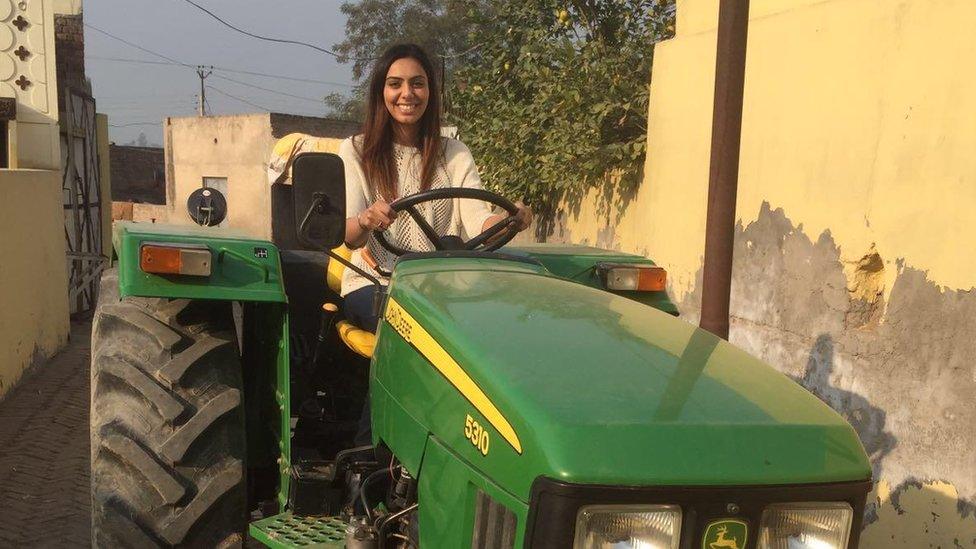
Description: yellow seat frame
xmin=327 ymin=245 xmax=377 ymax=358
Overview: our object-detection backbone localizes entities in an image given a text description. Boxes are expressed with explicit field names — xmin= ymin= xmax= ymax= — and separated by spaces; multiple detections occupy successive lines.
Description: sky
xmin=85 ymin=0 xmax=357 ymax=146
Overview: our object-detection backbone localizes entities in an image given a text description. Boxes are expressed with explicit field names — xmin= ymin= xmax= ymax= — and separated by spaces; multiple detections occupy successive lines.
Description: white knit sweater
xmin=338 ymin=136 xmax=495 ymax=296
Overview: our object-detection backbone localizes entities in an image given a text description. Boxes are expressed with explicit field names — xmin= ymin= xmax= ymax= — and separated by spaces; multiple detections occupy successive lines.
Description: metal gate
xmin=61 ymin=87 xmax=105 ymax=315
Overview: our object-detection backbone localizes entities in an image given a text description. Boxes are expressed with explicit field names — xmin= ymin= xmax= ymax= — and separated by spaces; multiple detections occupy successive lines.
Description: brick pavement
xmin=0 ymin=320 xmax=92 ymax=547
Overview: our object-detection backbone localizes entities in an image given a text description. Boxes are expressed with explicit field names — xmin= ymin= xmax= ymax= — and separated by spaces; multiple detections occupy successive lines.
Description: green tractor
xmin=89 ymin=152 xmax=871 ymax=548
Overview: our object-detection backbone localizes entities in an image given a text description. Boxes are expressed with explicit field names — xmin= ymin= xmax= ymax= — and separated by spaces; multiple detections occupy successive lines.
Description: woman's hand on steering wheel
xmin=482 ymin=201 xmax=533 ymax=245
xmin=357 ymin=200 xmax=397 ymax=232
xmin=374 ymin=187 xmax=526 ymax=255
xmin=512 ymin=201 xmax=533 ymax=231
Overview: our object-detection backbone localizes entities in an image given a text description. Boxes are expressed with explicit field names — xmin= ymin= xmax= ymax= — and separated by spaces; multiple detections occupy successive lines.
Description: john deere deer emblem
xmin=702 ymin=519 xmax=747 ymax=549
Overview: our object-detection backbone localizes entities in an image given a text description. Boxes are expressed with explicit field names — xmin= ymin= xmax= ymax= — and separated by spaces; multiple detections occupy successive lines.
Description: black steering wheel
xmin=374 ymin=187 xmax=520 ymax=256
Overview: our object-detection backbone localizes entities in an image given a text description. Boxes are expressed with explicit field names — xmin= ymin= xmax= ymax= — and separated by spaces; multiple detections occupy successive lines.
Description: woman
xmin=338 ymin=43 xmax=532 ymax=332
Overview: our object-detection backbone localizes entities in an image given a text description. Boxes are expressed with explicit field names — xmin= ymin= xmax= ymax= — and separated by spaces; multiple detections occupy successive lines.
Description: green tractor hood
xmin=378 ymin=258 xmax=871 ymax=500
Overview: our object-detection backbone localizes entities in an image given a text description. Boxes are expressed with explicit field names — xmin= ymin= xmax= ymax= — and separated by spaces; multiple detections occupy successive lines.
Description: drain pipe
xmin=699 ymin=0 xmax=751 ymax=340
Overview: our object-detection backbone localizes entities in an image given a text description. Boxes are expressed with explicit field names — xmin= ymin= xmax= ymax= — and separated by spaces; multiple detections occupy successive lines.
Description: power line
xmin=211 ymin=74 xmax=325 ymax=104
xmin=182 ymin=0 xmax=364 ymax=60
xmin=87 ymin=55 xmax=355 ymax=88
xmin=85 ymin=23 xmax=193 ymax=67
xmin=85 ymin=24 xmax=337 ymax=114
xmin=205 ymin=85 xmax=271 ymax=111
xmin=108 ymin=121 xmax=162 ymax=127
xmin=181 ymin=0 xmax=486 ymax=63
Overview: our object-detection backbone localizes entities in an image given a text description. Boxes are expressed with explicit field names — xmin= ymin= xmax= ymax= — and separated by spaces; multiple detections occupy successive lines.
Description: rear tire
xmin=90 ymin=269 xmax=246 ymax=547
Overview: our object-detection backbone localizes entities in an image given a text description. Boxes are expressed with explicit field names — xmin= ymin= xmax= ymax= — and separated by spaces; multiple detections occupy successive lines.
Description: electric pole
xmin=196 ymin=65 xmax=213 ymax=116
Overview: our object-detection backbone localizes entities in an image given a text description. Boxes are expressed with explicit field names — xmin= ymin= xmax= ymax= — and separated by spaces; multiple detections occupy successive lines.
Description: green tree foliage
xmin=452 ymin=0 xmax=675 ymax=231
xmin=330 ymin=0 xmax=675 ymax=234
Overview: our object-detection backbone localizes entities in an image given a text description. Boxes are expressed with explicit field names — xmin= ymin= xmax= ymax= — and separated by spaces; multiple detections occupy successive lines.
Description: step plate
xmin=249 ymin=512 xmax=346 ymax=548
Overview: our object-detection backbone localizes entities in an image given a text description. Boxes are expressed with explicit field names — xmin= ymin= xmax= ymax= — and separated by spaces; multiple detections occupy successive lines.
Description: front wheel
xmin=90 ymin=269 xmax=246 ymax=547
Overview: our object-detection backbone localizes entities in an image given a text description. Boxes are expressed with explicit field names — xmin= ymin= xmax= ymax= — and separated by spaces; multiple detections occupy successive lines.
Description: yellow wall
xmin=555 ymin=0 xmax=976 ymax=542
xmin=0 ymin=169 xmax=69 ymax=396
xmin=565 ymin=0 xmax=976 ymax=303
xmin=0 ymin=0 xmax=69 ymax=399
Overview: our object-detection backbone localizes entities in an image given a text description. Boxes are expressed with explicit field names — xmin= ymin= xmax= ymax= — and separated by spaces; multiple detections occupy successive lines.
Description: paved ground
xmin=0 ymin=320 xmax=92 ymax=547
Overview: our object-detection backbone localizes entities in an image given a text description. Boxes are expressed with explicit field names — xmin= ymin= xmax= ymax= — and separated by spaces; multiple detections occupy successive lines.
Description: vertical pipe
xmin=700 ymin=0 xmax=751 ymax=340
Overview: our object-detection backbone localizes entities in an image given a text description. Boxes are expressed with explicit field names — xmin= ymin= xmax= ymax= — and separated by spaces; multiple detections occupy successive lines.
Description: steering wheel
xmin=374 ymin=187 xmax=520 ymax=256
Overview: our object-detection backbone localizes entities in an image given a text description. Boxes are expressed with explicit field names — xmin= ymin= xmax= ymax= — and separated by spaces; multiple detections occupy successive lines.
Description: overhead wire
xmin=181 ymin=0 xmax=486 ymax=62
xmin=108 ymin=121 xmax=162 ymax=127
xmin=85 ymin=23 xmax=193 ymax=67
xmin=87 ymin=55 xmax=355 ymax=88
xmin=182 ymin=0 xmax=364 ymax=60
xmin=205 ymin=85 xmax=271 ymax=111
xmin=210 ymin=74 xmax=325 ymax=104
xmin=85 ymin=24 xmax=335 ymax=114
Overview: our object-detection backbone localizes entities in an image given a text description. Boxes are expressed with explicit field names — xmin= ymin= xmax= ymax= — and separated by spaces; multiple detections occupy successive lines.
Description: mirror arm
xmin=324 ymin=249 xmax=386 ymax=318
xmin=298 ymin=194 xmax=387 ymax=316
xmin=297 ymin=193 xmax=328 ymax=249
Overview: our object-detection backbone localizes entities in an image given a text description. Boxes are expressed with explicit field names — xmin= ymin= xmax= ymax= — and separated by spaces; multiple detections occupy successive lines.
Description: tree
xmin=327 ymin=0 xmax=485 ymax=120
xmin=452 ymin=0 xmax=675 ymax=234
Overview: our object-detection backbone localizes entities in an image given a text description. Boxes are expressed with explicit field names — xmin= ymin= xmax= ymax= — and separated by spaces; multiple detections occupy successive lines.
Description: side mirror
xmin=187 ymin=187 xmax=227 ymax=226
xmin=292 ymin=152 xmax=346 ymax=250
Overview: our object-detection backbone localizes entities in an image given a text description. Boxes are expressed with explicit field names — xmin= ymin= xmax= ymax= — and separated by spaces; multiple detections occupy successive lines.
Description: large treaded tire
xmin=90 ymin=269 xmax=246 ymax=548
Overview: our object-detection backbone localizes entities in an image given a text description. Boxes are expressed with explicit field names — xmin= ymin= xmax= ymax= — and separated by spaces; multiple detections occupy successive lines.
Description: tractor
xmin=89 ymin=150 xmax=872 ymax=548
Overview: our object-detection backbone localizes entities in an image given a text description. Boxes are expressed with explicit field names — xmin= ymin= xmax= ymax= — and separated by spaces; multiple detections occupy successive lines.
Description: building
xmin=0 ymin=0 xmax=110 ymax=397
xmin=137 ymin=113 xmax=357 ymax=240
xmin=555 ymin=0 xmax=976 ymax=542
xmin=109 ymin=144 xmax=165 ymax=204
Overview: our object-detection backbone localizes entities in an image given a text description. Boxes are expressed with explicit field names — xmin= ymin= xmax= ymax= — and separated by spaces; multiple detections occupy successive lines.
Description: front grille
xmin=471 ymin=490 xmax=517 ymax=549
xmin=523 ymin=477 xmax=872 ymax=548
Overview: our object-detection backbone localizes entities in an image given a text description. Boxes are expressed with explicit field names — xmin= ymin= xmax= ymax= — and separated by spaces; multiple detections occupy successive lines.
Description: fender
xmin=113 ymin=221 xmax=287 ymax=303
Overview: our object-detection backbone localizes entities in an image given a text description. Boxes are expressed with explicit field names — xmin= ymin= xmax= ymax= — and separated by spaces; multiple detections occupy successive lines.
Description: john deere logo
xmin=702 ymin=519 xmax=747 ymax=549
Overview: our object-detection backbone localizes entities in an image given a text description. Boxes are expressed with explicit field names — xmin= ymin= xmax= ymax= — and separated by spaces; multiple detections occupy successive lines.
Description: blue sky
xmin=85 ymin=0 xmax=357 ymax=145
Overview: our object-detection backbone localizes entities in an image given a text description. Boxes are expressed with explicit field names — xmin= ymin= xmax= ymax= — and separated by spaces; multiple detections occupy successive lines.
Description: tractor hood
xmin=381 ymin=258 xmax=871 ymax=500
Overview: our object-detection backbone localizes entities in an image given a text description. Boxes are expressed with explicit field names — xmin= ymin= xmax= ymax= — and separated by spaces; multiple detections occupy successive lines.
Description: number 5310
xmin=464 ymin=414 xmax=490 ymax=456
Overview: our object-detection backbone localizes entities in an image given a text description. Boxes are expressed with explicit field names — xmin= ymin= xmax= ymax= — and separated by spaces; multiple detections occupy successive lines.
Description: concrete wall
xmin=165 ymin=114 xmax=278 ymax=239
xmin=0 ymin=169 xmax=69 ymax=396
xmin=2 ymin=0 xmax=61 ymax=170
xmin=553 ymin=0 xmax=976 ymax=543
xmin=163 ymin=113 xmax=353 ymax=239
xmin=0 ymin=0 xmax=69 ymax=399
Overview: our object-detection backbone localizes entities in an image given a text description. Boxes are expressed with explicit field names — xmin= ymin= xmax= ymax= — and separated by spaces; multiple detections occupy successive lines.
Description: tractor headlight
xmin=573 ymin=504 xmax=681 ymax=549
xmin=758 ymin=502 xmax=853 ymax=549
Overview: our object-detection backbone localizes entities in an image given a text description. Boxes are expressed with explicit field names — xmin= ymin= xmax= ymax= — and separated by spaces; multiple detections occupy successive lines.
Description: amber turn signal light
xmin=596 ymin=263 xmax=667 ymax=292
xmin=140 ymin=243 xmax=212 ymax=276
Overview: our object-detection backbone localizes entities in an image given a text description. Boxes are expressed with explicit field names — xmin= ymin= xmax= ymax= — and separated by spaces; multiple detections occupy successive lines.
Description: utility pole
xmin=699 ymin=0 xmax=751 ymax=340
xmin=196 ymin=65 xmax=213 ymax=116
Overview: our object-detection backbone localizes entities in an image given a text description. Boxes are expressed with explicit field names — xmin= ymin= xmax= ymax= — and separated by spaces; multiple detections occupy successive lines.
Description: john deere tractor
xmin=89 ymin=152 xmax=871 ymax=548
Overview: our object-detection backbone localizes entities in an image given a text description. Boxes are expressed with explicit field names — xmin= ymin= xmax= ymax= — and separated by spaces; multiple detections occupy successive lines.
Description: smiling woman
xmin=383 ymin=57 xmax=429 ymax=133
xmin=337 ymin=43 xmax=533 ymax=335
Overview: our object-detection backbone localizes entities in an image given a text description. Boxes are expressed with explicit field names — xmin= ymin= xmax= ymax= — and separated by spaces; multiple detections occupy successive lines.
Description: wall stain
xmin=677 ymin=202 xmax=976 ymax=542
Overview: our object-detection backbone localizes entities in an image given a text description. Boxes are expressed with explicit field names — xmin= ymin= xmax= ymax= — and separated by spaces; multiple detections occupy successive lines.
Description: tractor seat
xmin=327 ymin=245 xmax=377 ymax=358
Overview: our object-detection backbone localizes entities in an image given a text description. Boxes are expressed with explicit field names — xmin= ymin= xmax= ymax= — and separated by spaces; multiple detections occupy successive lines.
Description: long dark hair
xmin=357 ymin=43 xmax=442 ymax=202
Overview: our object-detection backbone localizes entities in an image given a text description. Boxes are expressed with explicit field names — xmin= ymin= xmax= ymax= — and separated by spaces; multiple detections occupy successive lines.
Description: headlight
xmin=573 ymin=504 xmax=681 ymax=549
xmin=758 ymin=502 xmax=853 ymax=549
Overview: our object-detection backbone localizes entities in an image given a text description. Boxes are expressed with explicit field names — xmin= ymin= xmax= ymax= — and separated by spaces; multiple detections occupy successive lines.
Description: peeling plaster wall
xmin=550 ymin=0 xmax=976 ymax=543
